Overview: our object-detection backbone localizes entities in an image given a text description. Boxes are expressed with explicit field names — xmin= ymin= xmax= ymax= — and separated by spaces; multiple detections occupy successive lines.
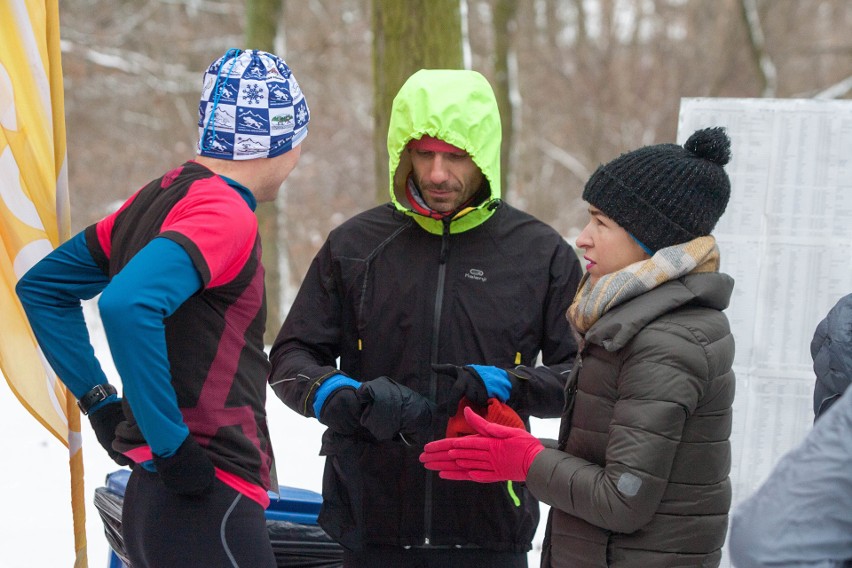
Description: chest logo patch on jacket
xmin=464 ymin=268 xmax=487 ymax=283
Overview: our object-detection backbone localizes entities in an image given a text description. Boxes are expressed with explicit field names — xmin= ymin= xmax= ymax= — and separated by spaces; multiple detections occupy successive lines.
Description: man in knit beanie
xmin=423 ymin=127 xmax=737 ymax=566
xmin=16 ymin=48 xmax=309 ymax=568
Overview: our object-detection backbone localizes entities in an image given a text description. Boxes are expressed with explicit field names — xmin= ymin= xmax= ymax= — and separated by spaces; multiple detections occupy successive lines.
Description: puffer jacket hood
xmin=387 ymin=69 xmax=501 ymax=235
xmin=811 ymin=292 xmax=852 ymax=418
xmin=584 ymin=272 xmax=733 ymax=352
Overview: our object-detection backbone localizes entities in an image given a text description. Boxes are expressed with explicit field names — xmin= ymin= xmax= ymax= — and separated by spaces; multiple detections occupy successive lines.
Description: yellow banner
xmin=1 ymin=1 xmax=88 ymax=565
xmin=0 ymin=0 xmax=71 ymax=443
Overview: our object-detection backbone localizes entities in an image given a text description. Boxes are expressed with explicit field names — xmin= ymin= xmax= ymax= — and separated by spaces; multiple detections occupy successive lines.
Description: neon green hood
xmin=387 ymin=69 xmax=501 ymax=235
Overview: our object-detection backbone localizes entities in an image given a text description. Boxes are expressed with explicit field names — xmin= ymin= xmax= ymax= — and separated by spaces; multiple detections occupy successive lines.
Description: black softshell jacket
xmin=269 ymin=202 xmax=582 ymax=551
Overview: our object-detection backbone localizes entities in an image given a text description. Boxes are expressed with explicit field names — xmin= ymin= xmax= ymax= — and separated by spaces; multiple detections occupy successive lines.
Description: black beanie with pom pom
xmin=582 ymin=127 xmax=732 ymax=253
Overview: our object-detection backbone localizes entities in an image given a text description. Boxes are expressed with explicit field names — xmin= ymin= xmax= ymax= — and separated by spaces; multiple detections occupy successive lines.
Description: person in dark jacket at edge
xmin=16 ymin=48 xmax=310 ymax=568
xmin=267 ymin=68 xmax=583 ymax=568
xmin=422 ymin=127 xmax=737 ymax=567
xmin=728 ymin=293 xmax=852 ymax=568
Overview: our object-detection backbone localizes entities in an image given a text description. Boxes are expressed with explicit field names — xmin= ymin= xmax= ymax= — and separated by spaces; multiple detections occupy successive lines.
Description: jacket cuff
xmin=312 ymin=374 xmax=362 ymax=418
xmin=525 ymin=447 xmax=573 ymax=507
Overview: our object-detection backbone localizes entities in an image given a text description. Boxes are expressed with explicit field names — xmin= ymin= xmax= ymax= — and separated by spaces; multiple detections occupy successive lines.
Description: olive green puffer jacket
xmin=527 ymin=272 xmax=735 ymax=567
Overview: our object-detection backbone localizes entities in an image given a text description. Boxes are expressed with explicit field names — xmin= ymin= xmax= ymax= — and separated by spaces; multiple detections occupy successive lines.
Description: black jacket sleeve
xmin=509 ymin=238 xmax=582 ymax=418
xmin=268 ymin=239 xmax=342 ymax=418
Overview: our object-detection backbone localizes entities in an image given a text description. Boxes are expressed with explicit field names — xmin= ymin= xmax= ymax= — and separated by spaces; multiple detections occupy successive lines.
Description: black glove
xmin=88 ymin=400 xmax=132 ymax=466
xmin=153 ymin=435 xmax=216 ymax=496
xmin=357 ymin=377 xmax=436 ymax=443
xmin=433 ymin=363 xmax=488 ymax=415
xmin=318 ymin=387 xmax=365 ymax=435
xmin=432 ymin=364 xmax=515 ymax=416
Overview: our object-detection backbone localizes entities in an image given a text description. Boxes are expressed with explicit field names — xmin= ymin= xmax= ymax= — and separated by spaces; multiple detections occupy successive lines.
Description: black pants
xmin=122 ymin=466 xmax=275 ymax=568
xmin=342 ymin=545 xmax=529 ymax=568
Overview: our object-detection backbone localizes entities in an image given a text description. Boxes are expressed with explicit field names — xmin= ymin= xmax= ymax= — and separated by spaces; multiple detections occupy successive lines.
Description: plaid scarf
xmin=567 ymin=236 xmax=721 ymax=334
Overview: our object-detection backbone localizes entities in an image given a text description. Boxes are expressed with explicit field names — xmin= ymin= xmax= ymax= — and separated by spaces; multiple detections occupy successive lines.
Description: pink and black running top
xmin=85 ymin=161 xmax=274 ymax=506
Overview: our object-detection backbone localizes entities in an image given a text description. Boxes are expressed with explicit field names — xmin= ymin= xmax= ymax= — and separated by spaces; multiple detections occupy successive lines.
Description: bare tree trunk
xmin=493 ymin=0 xmax=517 ymax=201
xmin=739 ymin=0 xmax=777 ymax=97
xmin=372 ymin=0 xmax=464 ymax=204
xmin=246 ymin=0 xmax=284 ymax=344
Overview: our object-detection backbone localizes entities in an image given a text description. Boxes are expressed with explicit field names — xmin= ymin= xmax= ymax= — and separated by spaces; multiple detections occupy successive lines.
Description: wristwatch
xmin=77 ymin=384 xmax=117 ymax=415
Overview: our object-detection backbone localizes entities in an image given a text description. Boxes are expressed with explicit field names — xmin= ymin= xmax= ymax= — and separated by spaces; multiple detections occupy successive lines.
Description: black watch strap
xmin=77 ymin=384 xmax=117 ymax=415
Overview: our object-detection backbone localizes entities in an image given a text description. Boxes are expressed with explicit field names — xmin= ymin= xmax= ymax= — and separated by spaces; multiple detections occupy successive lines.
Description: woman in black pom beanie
xmin=421 ymin=127 xmax=736 ymax=567
xmin=547 ymin=126 xmax=737 ymax=566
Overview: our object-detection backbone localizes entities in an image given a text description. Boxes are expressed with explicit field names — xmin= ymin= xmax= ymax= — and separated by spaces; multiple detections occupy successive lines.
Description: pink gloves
xmin=420 ymin=406 xmax=544 ymax=482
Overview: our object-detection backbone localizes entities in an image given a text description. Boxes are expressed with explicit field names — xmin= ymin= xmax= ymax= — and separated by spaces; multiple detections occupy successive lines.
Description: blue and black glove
xmin=153 ymin=434 xmax=216 ymax=496
xmin=313 ymin=374 xmax=436 ymax=443
xmin=88 ymin=400 xmax=132 ymax=466
xmin=432 ymin=364 xmax=514 ymax=416
xmin=318 ymin=388 xmax=364 ymax=435
xmin=313 ymin=375 xmax=365 ymax=435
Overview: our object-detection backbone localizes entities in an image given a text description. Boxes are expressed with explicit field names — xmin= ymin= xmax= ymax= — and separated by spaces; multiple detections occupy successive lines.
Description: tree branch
xmin=739 ymin=0 xmax=777 ymax=97
xmin=536 ymin=138 xmax=591 ymax=182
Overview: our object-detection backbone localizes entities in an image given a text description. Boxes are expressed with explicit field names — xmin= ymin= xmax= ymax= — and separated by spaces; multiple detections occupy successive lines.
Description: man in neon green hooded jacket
xmin=269 ymin=69 xmax=583 ymax=567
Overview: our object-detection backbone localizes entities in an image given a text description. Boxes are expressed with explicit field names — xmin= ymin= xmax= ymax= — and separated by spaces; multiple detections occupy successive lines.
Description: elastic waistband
xmin=126 ymin=445 xmax=269 ymax=508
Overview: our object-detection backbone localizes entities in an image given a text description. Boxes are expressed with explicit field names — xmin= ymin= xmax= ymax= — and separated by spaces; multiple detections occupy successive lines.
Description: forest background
xmin=4 ymin=1 xmax=852 ymax=567
xmin=60 ymin=0 xmax=852 ymax=337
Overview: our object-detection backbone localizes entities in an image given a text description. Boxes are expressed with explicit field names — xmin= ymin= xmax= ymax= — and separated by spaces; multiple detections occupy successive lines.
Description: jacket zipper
xmin=423 ymin=219 xmax=452 ymax=546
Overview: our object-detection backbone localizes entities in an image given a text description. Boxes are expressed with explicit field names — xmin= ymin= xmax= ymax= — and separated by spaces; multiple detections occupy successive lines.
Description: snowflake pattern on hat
xmin=197 ymin=49 xmax=310 ymax=160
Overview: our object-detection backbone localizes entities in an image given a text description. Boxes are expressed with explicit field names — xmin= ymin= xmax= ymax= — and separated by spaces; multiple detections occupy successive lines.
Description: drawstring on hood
xmin=405 ymin=175 xmax=485 ymax=222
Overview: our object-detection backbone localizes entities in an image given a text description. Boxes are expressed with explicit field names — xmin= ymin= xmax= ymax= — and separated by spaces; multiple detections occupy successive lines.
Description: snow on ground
xmin=0 ymin=302 xmax=557 ymax=567
xmin=0 ymin=385 xmax=557 ymax=568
